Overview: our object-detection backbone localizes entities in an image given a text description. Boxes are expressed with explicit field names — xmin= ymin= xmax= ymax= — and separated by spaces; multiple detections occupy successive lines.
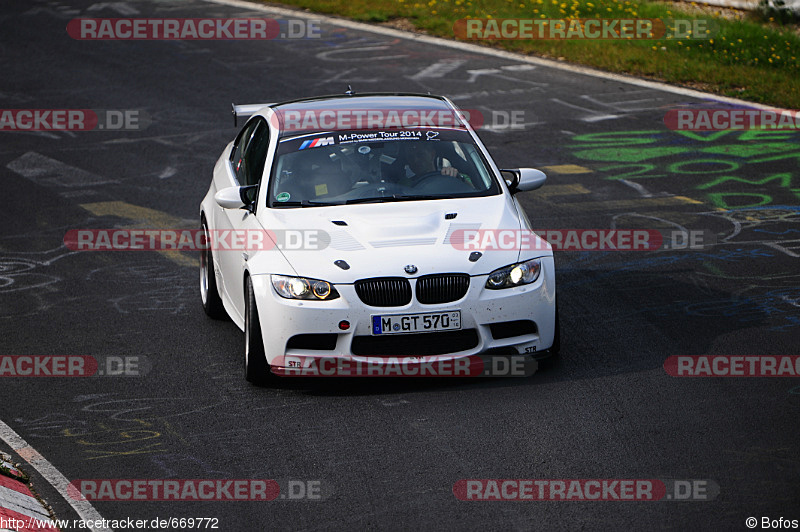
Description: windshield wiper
xmin=388 ymin=194 xmax=453 ymax=201
xmin=345 ymin=194 xmax=453 ymax=205
xmin=344 ymin=197 xmax=388 ymax=205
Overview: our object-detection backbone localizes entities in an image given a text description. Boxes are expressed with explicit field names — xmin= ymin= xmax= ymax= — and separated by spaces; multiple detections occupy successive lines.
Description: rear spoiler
xmin=231 ymin=102 xmax=273 ymax=127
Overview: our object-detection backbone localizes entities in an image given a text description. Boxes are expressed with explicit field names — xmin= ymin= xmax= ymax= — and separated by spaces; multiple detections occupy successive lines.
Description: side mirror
xmin=500 ymin=168 xmax=547 ymax=194
xmin=214 ymin=185 xmax=258 ymax=211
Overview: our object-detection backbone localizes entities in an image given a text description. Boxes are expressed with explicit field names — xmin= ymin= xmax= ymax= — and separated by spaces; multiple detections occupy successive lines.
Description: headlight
xmin=271 ymin=275 xmax=340 ymax=300
xmin=485 ymin=258 xmax=542 ymax=289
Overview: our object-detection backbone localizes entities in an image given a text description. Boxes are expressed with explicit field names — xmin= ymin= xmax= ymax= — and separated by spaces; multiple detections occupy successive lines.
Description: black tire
xmin=536 ymin=301 xmax=561 ymax=363
xmin=245 ymin=276 xmax=272 ymax=386
xmin=549 ymin=302 xmax=561 ymax=357
xmin=200 ymin=219 xmax=227 ymax=320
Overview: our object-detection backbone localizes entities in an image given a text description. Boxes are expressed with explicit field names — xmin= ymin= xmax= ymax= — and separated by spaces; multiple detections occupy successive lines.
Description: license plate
xmin=371 ymin=311 xmax=461 ymax=335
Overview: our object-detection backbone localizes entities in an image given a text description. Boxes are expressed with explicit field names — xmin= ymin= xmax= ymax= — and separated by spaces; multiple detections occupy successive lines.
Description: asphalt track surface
xmin=1 ymin=0 xmax=799 ymax=530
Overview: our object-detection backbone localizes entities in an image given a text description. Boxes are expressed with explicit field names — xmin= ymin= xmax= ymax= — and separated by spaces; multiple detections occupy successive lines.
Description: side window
xmin=242 ymin=121 xmax=270 ymax=186
xmin=229 ymin=120 xmax=258 ymax=184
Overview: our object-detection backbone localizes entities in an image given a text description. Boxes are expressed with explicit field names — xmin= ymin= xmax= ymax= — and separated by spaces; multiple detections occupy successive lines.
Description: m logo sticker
xmin=299 ymin=136 xmax=335 ymax=150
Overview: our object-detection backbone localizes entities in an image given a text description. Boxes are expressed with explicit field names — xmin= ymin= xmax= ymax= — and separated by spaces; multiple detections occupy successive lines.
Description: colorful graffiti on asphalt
xmin=569 ymin=129 xmax=800 ymax=209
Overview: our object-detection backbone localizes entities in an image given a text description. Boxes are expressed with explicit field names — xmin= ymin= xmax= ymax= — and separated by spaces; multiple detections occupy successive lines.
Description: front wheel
xmin=245 ymin=276 xmax=272 ymax=386
xmin=536 ymin=301 xmax=560 ymax=364
xmin=549 ymin=303 xmax=561 ymax=357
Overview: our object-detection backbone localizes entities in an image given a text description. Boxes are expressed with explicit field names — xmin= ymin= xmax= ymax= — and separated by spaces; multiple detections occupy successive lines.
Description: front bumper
xmin=250 ymin=256 xmax=556 ymax=372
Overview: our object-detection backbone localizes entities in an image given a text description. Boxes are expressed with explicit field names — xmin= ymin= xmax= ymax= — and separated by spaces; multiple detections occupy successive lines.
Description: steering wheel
xmin=407 ymin=170 xmax=446 ymax=188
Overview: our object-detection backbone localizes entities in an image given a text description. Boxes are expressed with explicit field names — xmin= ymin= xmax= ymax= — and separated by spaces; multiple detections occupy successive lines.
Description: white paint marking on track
xmin=6 ymin=152 xmax=117 ymax=188
xmin=409 ymin=59 xmax=467 ymax=80
xmin=159 ymin=166 xmax=178 ymax=179
xmin=0 ymin=419 xmax=111 ymax=532
xmin=204 ymin=0 xmax=789 ymax=112
xmin=87 ymin=2 xmax=140 ymax=16
xmin=618 ymin=179 xmax=654 ymax=198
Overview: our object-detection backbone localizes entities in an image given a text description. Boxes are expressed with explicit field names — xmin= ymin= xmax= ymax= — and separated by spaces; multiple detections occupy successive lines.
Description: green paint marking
xmin=668 ymin=159 xmax=740 ymax=174
xmin=707 ymin=192 xmax=773 ymax=209
xmin=698 ymin=143 xmax=798 ymax=159
xmin=697 ymin=173 xmax=794 ymax=191
xmin=751 ymin=152 xmax=800 ymax=164
xmin=675 ymin=130 xmax=735 ymax=142
xmin=600 ymin=163 xmax=665 ymax=181
xmin=574 ymin=147 xmax=689 ymax=163
xmin=737 ymin=130 xmax=798 ymax=142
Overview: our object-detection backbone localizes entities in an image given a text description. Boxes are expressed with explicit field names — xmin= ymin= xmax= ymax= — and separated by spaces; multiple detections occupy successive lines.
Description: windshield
xmin=267 ymin=128 xmax=500 ymax=207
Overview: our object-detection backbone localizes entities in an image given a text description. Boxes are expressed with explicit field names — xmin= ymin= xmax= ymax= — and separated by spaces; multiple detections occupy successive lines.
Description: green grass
xmin=263 ymin=0 xmax=800 ymax=108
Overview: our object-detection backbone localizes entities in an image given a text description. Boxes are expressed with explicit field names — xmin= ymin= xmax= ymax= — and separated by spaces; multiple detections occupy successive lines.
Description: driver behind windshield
xmin=384 ymin=141 xmax=472 ymax=188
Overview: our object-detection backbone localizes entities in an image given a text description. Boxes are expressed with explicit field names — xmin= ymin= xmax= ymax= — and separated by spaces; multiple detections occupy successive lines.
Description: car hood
xmin=255 ymin=195 xmax=551 ymax=284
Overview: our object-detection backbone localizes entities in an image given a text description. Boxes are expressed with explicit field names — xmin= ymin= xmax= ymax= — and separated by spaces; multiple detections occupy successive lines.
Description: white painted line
xmin=87 ymin=2 xmax=141 ymax=16
xmin=204 ymin=0 xmax=788 ymax=112
xmin=690 ymin=0 xmax=800 ymax=12
xmin=6 ymin=152 xmax=117 ymax=188
xmin=409 ymin=59 xmax=468 ymax=80
xmin=695 ymin=0 xmax=757 ymax=9
xmin=0 ymin=419 xmax=110 ymax=532
xmin=619 ymin=179 xmax=655 ymax=198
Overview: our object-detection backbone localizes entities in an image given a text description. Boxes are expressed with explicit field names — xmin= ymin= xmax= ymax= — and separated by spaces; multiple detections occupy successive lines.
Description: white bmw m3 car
xmin=199 ymin=93 xmax=558 ymax=384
